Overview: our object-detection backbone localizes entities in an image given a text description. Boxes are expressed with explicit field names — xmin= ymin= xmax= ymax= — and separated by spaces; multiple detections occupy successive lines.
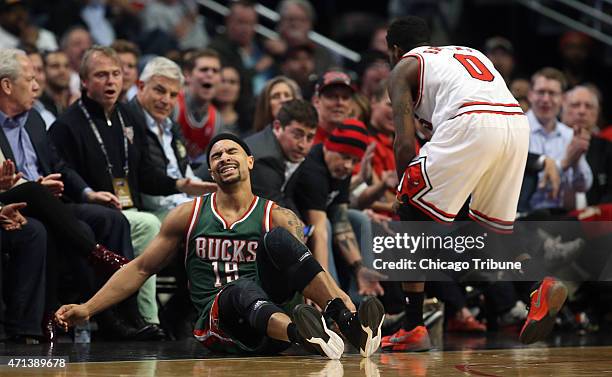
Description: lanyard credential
xmin=78 ymin=100 xmax=130 ymax=179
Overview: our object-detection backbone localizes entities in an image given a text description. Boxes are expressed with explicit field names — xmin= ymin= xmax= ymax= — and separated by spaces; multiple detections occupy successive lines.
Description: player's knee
xmin=229 ymin=279 xmax=267 ymax=312
xmin=262 ymin=227 xmax=323 ymax=292
xmin=227 ymin=280 xmax=283 ymax=336
xmin=262 ymin=227 xmax=310 ymax=269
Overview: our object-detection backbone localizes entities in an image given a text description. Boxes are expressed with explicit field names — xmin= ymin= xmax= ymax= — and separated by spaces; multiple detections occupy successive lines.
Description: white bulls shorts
xmin=397 ymin=112 xmax=530 ymax=233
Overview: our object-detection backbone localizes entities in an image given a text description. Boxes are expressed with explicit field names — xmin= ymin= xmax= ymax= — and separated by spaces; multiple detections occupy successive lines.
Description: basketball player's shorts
xmin=193 ymin=289 xmax=248 ymax=354
xmin=397 ymin=112 xmax=530 ymax=233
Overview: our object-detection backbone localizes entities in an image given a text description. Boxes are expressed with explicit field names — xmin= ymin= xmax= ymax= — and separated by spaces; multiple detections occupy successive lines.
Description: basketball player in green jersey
xmin=55 ymin=133 xmax=385 ymax=359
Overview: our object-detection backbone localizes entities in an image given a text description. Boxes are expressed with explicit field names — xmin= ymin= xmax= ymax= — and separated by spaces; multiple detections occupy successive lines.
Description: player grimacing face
xmin=208 ymin=140 xmax=254 ymax=186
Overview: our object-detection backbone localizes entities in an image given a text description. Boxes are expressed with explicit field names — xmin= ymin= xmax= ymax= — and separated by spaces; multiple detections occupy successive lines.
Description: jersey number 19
xmin=212 ymin=261 xmax=240 ymax=287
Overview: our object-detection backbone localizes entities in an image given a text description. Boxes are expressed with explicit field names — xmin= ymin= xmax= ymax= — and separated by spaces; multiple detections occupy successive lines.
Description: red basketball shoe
xmin=381 ymin=325 xmax=432 ymax=352
xmin=519 ymin=277 xmax=568 ymax=344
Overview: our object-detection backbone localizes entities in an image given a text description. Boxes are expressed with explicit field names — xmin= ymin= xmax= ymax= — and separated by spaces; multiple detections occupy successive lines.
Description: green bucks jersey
xmin=185 ymin=193 xmax=275 ymax=331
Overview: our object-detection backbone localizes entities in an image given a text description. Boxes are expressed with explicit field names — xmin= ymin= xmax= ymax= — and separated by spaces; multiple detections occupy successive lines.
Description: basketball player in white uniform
xmin=381 ymin=16 xmax=568 ymax=351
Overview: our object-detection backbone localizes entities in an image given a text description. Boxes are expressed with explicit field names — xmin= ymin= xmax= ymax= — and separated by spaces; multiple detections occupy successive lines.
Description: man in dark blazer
xmin=125 ymin=56 xmax=202 ymax=220
xmin=195 ymin=99 xmax=319 ymax=213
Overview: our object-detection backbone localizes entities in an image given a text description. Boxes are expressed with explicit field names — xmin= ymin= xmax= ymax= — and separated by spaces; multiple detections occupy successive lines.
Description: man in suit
xmin=126 ymin=56 xmax=202 ymax=220
xmin=562 ymin=85 xmax=612 ymax=206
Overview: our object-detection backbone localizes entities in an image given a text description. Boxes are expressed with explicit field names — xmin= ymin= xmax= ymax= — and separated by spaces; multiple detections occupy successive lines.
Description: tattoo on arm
xmin=329 ymin=204 xmax=360 ymax=260
xmin=335 ymin=232 xmax=359 ymax=256
xmin=272 ymin=205 xmax=305 ymax=243
xmin=328 ymin=204 xmax=351 ymax=234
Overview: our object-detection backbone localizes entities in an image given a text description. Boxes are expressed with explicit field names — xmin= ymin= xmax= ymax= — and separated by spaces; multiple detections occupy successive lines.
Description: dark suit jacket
xmin=49 ymin=95 xmax=178 ymax=209
xmin=0 ymin=109 xmax=88 ymax=201
xmin=194 ymin=126 xmax=302 ymax=212
xmin=586 ymin=135 xmax=612 ymax=205
xmin=126 ymin=98 xmax=190 ymax=179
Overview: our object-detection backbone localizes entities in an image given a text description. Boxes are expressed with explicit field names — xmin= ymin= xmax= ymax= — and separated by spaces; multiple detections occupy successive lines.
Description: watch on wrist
xmin=536 ymin=155 xmax=547 ymax=171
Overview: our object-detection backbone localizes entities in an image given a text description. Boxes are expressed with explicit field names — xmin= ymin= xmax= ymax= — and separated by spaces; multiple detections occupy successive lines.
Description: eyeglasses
xmin=533 ymin=89 xmax=561 ymax=98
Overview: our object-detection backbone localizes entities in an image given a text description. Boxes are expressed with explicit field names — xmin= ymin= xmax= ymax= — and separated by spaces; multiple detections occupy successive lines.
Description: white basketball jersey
xmin=402 ymin=46 xmax=522 ymax=132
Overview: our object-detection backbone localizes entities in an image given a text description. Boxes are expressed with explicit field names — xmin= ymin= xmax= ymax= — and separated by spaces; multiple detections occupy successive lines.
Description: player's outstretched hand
xmin=55 ymin=304 xmax=90 ymax=332
xmin=356 ymin=266 xmax=387 ymax=296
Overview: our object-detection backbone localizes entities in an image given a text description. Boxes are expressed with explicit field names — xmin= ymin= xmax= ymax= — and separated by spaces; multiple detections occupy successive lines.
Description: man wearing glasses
xmin=526 ymin=67 xmax=592 ymax=211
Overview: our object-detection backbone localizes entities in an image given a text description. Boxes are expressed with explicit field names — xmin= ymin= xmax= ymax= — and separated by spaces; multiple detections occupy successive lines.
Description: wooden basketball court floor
xmin=2 ymin=332 xmax=612 ymax=376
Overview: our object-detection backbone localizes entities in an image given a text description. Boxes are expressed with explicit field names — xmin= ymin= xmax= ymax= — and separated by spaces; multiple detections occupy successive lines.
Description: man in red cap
xmin=312 ymin=70 xmax=355 ymax=144
xmin=295 ymin=120 xmax=385 ymax=296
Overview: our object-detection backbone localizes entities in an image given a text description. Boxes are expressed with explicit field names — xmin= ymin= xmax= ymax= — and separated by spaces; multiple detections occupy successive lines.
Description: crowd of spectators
xmin=1 ymin=0 xmax=612 ymax=345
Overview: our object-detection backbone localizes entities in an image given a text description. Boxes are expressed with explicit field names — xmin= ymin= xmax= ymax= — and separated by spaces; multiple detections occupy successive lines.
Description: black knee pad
xmin=262 ymin=227 xmax=311 ymax=269
xmin=262 ymin=227 xmax=323 ymax=292
xmin=223 ymin=280 xmax=284 ymax=336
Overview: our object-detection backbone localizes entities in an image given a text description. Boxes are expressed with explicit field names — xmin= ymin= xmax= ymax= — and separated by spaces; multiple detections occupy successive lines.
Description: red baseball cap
xmin=315 ymin=70 xmax=355 ymax=96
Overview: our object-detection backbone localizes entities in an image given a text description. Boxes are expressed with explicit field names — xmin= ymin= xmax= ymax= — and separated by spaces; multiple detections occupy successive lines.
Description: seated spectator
xmin=269 ymin=0 xmax=341 ymax=75
xmin=524 ymin=67 xmax=592 ymax=212
xmin=484 ymin=36 xmax=515 ymax=84
xmin=352 ymin=84 xmax=398 ymax=215
xmin=294 ymin=121 xmax=384 ymax=295
xmin=0 ymin=203 xmax=46 ymax=344
xmin=140 ymin=0 xmax=209 ymax=51
xmin=213 ymin=66 xmax=244 ymax=136
xmin=23 ymin=46 xmax=55 ymax=128
xmin=510 ymin=77 xmax=530 ymax=113
xmin=0 ymin=0 xmax=57 ymax=51
xmin=354 ymin=50 xmax=390 ymax=99
xmin=80 ymin=0 xmax=117 ymax=46
xmin=175 ymin=49 xmax=223 ymax=164
xmin=562 ymin=85 xmax=612 ymax=206
xmin=279 ymin=44 xmax=316 ymax=100
xmin=128 ymin=56 xmax=205 ymax=219
xmin=350 ymin=92 xmax=371 ymax=125
xmin=60 ymin=26 xmax=92 ymax=97
xmin=368 ymin=23 xmax=388 ymax=54
xmin=111 ymin=39 xmax=140 ymax=102
xmin=209 ymin=0 xmax=275 ymax=99
xmin=312 ymin=70 xmax=355 ymax=144
xmin=252 ymin=76 xmax=301 ymax=133
xmin=39 ymin=50 xmax=73 ymax=118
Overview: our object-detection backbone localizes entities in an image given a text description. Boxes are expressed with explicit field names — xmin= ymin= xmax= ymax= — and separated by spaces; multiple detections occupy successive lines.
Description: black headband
xmin=206 ymin=133 xmax=252 ymax=165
